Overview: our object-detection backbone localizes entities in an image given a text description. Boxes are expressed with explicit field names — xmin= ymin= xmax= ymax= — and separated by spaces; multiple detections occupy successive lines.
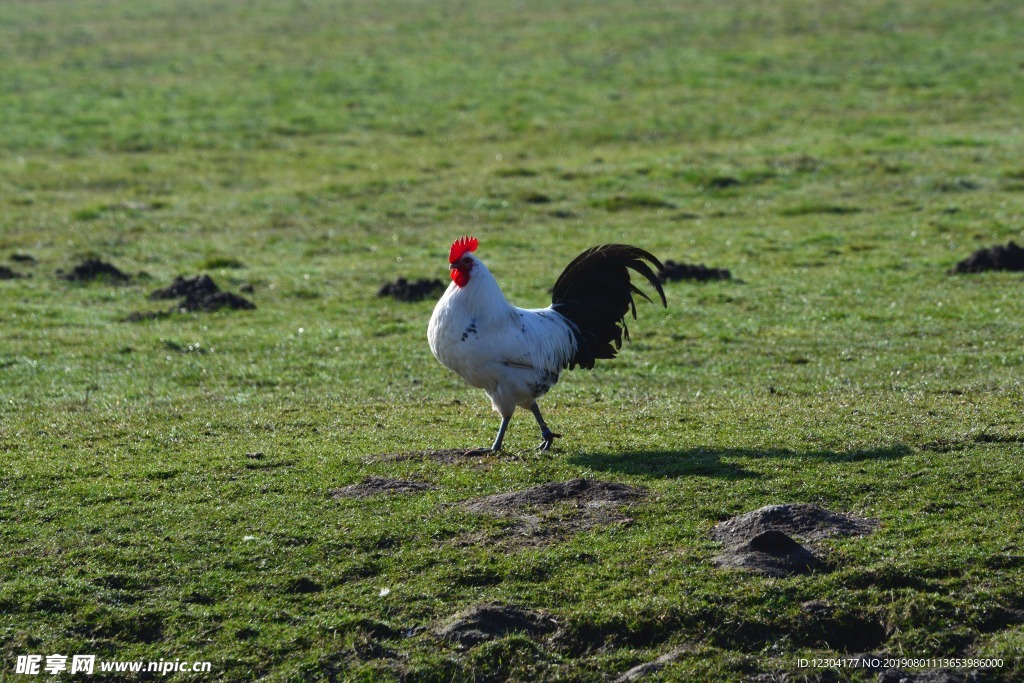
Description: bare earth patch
xmin=798 ymin=600 xmax=888 ymax=653
xmin=377 ymin=276 xmax=445 ymax=302
xmin=950 ymin=240 xmax=1024 ymax=273
xmin=455 ymin=478 xmax=646 ymax=547
xmin=124 ymin=274 xmax=255 ymax=320
xmin=329 ymin=476 xmax=436 ymax=499
xmin=369 ymin=448 xmax=514 ymax=470
xmin=462 ymin=478 xmax=644 ymax=512
xmin=658 ymin=259 xmax=732 ymax=282
xmin=149 ymin=274 xmax=255 ymax=313
xmin=711 ymin=503 xmax=878 ymax=577
xmin=58 ymin=258 xmax=133 ymax=283
xmin=436 ymin=603 xmax=558 ymax=648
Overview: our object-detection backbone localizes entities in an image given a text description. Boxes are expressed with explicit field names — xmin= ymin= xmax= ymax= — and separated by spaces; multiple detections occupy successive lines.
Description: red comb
xmin=448 ymin=235 xmax=478 ymax=264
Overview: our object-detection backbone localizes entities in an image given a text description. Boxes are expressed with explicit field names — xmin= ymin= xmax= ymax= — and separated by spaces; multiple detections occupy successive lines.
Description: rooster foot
xmin=537 ymin=430 xmax=562 ymax=452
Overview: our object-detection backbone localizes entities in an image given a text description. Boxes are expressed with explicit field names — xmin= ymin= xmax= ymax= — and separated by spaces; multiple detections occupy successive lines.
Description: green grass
xmin=2 ymin=0 xmax=1023 ymax=681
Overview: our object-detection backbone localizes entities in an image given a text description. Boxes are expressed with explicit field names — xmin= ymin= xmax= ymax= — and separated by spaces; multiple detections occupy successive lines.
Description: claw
xmin=537 ymin=430 xmax=562 ymax=452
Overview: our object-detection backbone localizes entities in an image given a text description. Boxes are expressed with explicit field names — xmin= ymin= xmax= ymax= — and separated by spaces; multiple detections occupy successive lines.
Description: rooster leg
xmin=490 ymin=414 xmax=511 ymax=452
xmin=529 ymin=402 xmax=562 ymax=451
xmin=465 ymin=414 xmax=511 ymax=456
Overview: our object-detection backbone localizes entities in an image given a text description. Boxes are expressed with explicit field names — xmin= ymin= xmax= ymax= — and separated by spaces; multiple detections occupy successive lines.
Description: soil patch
xmin=174 ymin=289 xmax=255 ymax=313
xmin=951 ymin=240 xmax=1024 ymax=273
xmin=0 ymin=266 xmax=27 ymax=280
xmin=658 ymin=260 xmax=731 ymax=283
xmin=378 ymin=277 xmax=445 ymax=302
xmin=284 ymin=576 xmax=323 ymax=594
xmin=372 ymin=449 xmax=506 ymax=467
xmin=59 ymin=258 xmax=132 ymax=283
xmin=797 ymin=600 xmax=888 ymax=653
xmin=463 ymin=478 xmax=644 ymax=514
xmin=456 ymin=478 xmax=646 ymax=547
xmin=10 ymin=253 xmax=37 ymax=264
xmin=152 ymin=274 xmax=255 ymax=312
xmin=149 ymin=274 xmax=221 ymax=300
xmin=714 ymin=529 xmax=822 ymax=577
xmin=124 ymin=274 xmax=254 ymax=320
xmin=711 ymin=504 xmax=878 ymax=577
xmin=436 ymin=603 xmax=558 ymax=648
xmin=330 ymin=476 xmax=436 ymax=499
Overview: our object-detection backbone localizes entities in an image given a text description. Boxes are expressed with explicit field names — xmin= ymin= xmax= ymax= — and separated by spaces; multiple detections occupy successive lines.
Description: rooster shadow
xmin=568 ymin=444 xmax=912 ymax=480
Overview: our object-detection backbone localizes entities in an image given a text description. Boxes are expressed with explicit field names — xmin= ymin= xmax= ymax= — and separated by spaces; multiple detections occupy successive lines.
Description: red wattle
xmin=451 ymin=267 xmax=470 ymax=287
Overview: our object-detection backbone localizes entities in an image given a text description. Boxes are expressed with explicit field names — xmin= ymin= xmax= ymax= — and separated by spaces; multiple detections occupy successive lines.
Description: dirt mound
xmin=436 ymin=603 xmax=558 ymax=648
xmin=149 ymin=274 xmax=220 ymax=300
xmin=714 ymin=529 xmax=822 ymax=577
xmin=330 ymin=476 xmax=436 ymax=499
xmin=176 ymin=289 xmax=255 ymax=313
xmin=153 ymin=274 xmax=255 ymax=312
xmin=125 ymin=274 xmax=254 ymax=320
xmin=711 ymin=504 xmax=877 ymax=576
xmin=59 ymin=258 xmax=132 ymax=283
xmin=658 ymin=260 xmax=731 ymax=282
xmin=951 ymin=240 xmax=1024 ymax=273
xmin=378 ymin=277 xmax=445 ymax=302
xmin=457 ymin=478 xmax=646 ymax=547
xmin=713 ymin=503 xmax=877 ymax=545
xmin=0 ymin=266 xmax=27 ymax=280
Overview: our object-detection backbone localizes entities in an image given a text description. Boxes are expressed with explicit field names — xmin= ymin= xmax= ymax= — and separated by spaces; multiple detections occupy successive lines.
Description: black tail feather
xmin=550 ymin=244 xmax=667 ymax=370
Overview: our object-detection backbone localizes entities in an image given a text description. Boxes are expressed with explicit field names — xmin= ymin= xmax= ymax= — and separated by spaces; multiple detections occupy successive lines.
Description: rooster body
xmin=428 ymin=236 xmax=666 ymax=452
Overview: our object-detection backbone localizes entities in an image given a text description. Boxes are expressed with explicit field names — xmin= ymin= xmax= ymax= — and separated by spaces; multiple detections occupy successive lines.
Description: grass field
xmin=2 ymin=0 xmax=1023 ymax=681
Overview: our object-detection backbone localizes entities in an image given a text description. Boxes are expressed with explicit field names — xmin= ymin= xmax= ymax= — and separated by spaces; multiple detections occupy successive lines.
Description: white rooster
xmin=428 ymin=236 xmax=666 ymax=452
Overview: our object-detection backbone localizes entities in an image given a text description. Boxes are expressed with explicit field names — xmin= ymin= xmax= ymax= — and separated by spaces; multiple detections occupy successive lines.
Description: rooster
xmin=428 ymin=236 xmax=666 ymax=452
